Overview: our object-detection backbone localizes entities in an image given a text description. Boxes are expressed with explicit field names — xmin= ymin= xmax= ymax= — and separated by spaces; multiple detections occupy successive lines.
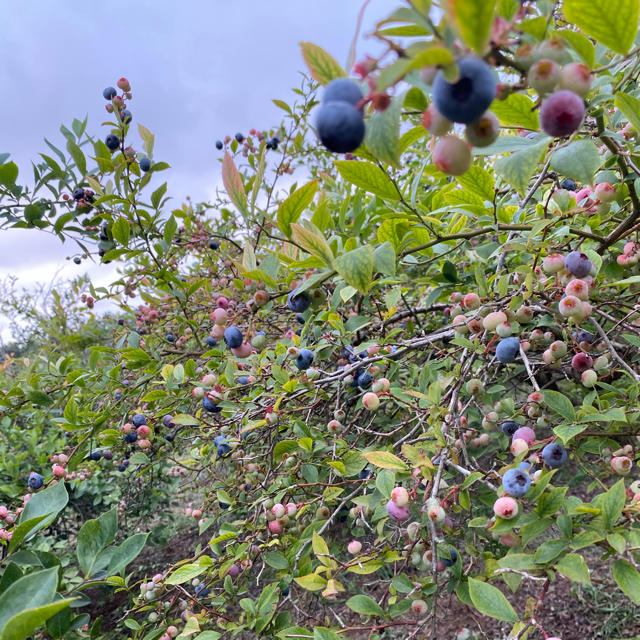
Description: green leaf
xmin=7 ymin=516 xmax=49 ymax=554
xmin=0 ymin=161 xmax=18 ymax=186
xmin=290 ymin=222 xmax=334 ymax=267
xmin=1 ymin=600 xmax=75 ymax=640
xmin=264 ymin=552 xmax=289 ymax=570
xmin=550 ymin=140 xmax=603 ymax=186
xmin=77 ymin=508 xmax=118 ymax=577
xmin=335 ymin=246 xmax=374 ymax=294
xmin=598 ymin=479 xmax=626 ymax=530
xmin=299 ymin=42 xmax=345 ymax=85
xmin=542 ymin=390 xmax=576 ymax=422
xmin=553 ymin=423 xmax=587 ymax=444
xmin=365 ymin=97 xmax=401 ymax=168
xmin=66 ymin=140 xmax=86 ymax=176
xmin=312 ymin=532 xmax=331 ymax=567
xmin=563 ymin=0 xmax=639 ymax=54
xmin=468 ymin=578 xmax=519 ymax=622
xmin=138 ymin=124 xmax=155 ymax=155
xmin=222 ymin=152 xmax=248 ymax=216
xmin=362 ymin=451 xmax=407 ymax=471
xmin=447 ymin=0 xmax=496 ymax=53
xmin=495 ymin=141 xmax=548 ymax=194
xmin=556 ymin=553 xmax=591 ymax=584
xmin=345 ymin=594 xmax=385 ymax=617
xmin=457 ymin=166 xmax=495 ymax=201
xmin=164 ymin=216 xmax=178 ymax=245
xmin=294 ymin=573 xmax=326 ymax=591
xmin=491 ymin=94 xmax=539 ymax=130
xmin=335 ymin=161 xmax=400 ymax=200
xmin=373 ymin=242 xmax=396 ymax=276
xmin=166 ymin=564 xmax=207 ymax=585
xmin=615 ymin=92 xmax=640 ymax=133
xmin=277 ymin=181 xmax=318 ymax=238
xmin=612 ymin=559 xmax=640 ymax=605
xmin=111 ymin=217 xmax=130 ymax=246
xmin=18 ymin=481 xmax=68 ymax=540
xmin=108 ymin=533 xmax=148 ymax=574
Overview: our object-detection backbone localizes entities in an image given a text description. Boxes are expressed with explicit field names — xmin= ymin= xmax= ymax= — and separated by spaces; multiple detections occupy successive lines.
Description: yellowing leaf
xmin=290 ymin=222 xmax=334 ymax=268
xmin=294 ymin=573 xmax=327 ymax=591
xmin=277 ymin=180 xmax=318 ymax=238
xmin=335 ymin=246 xmax=374 ymax=294
xmin=446 ymin=0 xmax=496 ymax=53
xmin=299 ymin=42 xmax=345 ymax=85
xmin=362 ymin=451 xmax=407 ymax=470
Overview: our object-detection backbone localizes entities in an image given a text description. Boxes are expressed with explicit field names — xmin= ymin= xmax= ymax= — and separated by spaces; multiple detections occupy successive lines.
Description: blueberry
xmin=139 ymin=157 xmax=151 ymax=172
xmin=166 ymin=333 xmax=176 ymax=343
xmin=215 ymin=140 xmax=223 ymax=150
xmin=269 ymin=137 xmax=279 ymax=150
xmin=316 ymin=101 xmax=365 ymax=153
xmin=224 ymin=326 xmax=243 ymax=349
xmin=296 ymin=313 xmax=306 ymax=325
xmin=432 ymin=57 xmax=496 ymax=124
xmin=209 ymin=240 xmax=219 ymax=250
xmin=495 ymin=337 xmax=520 ymax=363
xmin=28 ymin=472 xmax=44 ymax=490
xmin=117 ymin=319 xmax=125 ymax=326
xmin=359 ymin=468 xmax=372 ymax=479
xmin=203 ymin=396 xmax=222 ymax=413
xmin=518 ymin=461 xmax=533 ymax=474
xmin=205 ymin=336 xmax=218 ymax=347
xmin=440 ymin=547 xmax=458 ymax=567
xmin=73 ymin=256 xmax=81 ymax=265
xmin=287 ymin=290 xmax=311 ymax=313
xmin=162 ymin=414 xmax=175 ymax=428
xmin=124 ymin=432 xmax=138 ymax=444
xmin=541 ymin=442 xmax=568 ymax=468
xmin=165 ymin=433 xmax=175 ymax=442
xmin=575 ymin=330 xmax=594 ymax=344
xmin=103 ymin=86 xmax=117 ymax=100
xmin=219 ymin=501 xmax=229 ymax=509
xmin=564 ymin=251 xmax=592 ymax=278
xmin=237 ymin=376 xmax=248 ymax=385
xmin=502 ymin=468 xmax=531 ymax=497
xmin=194 ymin=584 xmax=210 ymax=597
xmin=217 ymin=443 xmax=232 ymax=457
xmin=295 ymin=348 xmax=314 ymax=370
xmin=281 ymin=587 xmax=290 ymax=597
xmin=501 ymin=421 xmax=520 ymax=437
xmin=322 ymin=78 xmax=364 ymax=110
xmin=85 ymin=191 xmax=95 ymax=203
xmin=89 ymin=450 xmax=102 ymax=461
xmin=105 ymin=134 xmax=120 ymax=151
xmin=118 ymin=459 xmax=130 ymax=472
xmin=235 ymin=132 xmax=244 ymax=142
xmin=295 ymin=329 xmax=302 ymax=336
xmin=114 ymin=392 xmax=123 ymax=400
xmin=103 ymin=450 xmax=113 ymax=460
xmin=73 ymin=188 xmax=86 ymax=201
xmin=121 ymin=109 xmax=132 ymax=124
xmin=132 ymin=414 xmax=147 ymax=427
xmin=559 ymin=178 xmax=576 ymax=191
xmin=356 ymin=371 xmax=373 ymax=388
xmin=213 ymin=435 xmax=227 ymax=445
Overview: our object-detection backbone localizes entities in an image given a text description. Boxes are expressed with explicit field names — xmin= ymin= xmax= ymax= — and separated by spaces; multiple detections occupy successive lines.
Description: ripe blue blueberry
xmin=441 ymin=547 xmax=458 ymax=567
xmin=316 ymin=101 xmax=365 ymax=153
xmin=235 ymin=132 xmax=244 ymax=142
xmin=224 ymin=326 xmax=243 ymax=348
xmin=501 ymin=421 xmax=520 ymax=437
xmin=432 ymin=57 xmax=496 ymax=124
xmin=209 ymin=240 xmax=219 ymax=250
xmin=502 ymin=468 xmax=531 ymax=497
xmin=559 ymin=178 xmax=576 ymax=191
xmin=202 ymin=396 xmax=221 ymax=413
xmin=121 ymin=109 xmax=132 ymax=124
xmin=166 ymin=333 xmax=176 ymax=343
xmin=124 ymin=432 xmax=138 ymax=444
xmin=219 ymin=501 xmax=229 ymax=509
xmin=518 ymin=461 xmax=533 ymax=474
xmin=287 ymin=290 xmax=310 ymax=313
xmin=103 ymin=86 xmax=117 ymax=100
xmin=215 ymin=140 xmax=223 ymax=150
xmin=73 ymin=188 xmax=85 ymax=201
xmin=89 ymin=450 xmax=102 ymax=461
xmin=118 ymin=459 xmax=130 ymax=472
xmin=105 ymin=134 xmax=120 ymax=151
xmin=356 ymin=371 xmax=373 ymax=388
xmin=541 ymin=442 xmax=568 ymax=468
xmin=165 ymin=433 xmax=175 ymax=442
xmin=162 ymin=414 xmax=175 ymax=428
xmin=296 ymin=348 xmax=314 ymax=370
xmin=205 ymin=336 xmax=218 ymax=347
xmin=575 ymin=330 xmax=594 ymax=344
xmin=323 ymin=78 xmax=364 ymax=110
xmin=296 ymin=313 xmax=306 ymax=325
xmin=28 ymin=472 xmax=44 ymax=490
xmin=496 ymin=337 xmax=520 ymax=363
xmin=133 ymin=414 xmax=147 ymax=427
xmin=217 ymin=442 xmax=232 ymax=457
xmin=139 ymin=157 xmax=151 ymax=172
xmin=359 ymin=468 xmax=372 ymax=479
xmin=281 ymin=586 xmax=290 ymax=597
xmin=564 ymin=250 xmax=592 ymax=278
xmin=237 ymin=376 xmax=248 ymax=385
xmin=73 ymin=256 xmax=82 ymax=264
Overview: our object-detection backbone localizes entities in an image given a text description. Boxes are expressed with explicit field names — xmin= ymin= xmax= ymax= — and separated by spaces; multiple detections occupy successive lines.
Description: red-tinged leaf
xmin=222 ymin=152 xmax=247 ymax=216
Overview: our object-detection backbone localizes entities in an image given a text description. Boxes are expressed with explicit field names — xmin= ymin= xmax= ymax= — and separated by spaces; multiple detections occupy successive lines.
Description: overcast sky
xmin=0 ymin=0 xmax=394 ymax=339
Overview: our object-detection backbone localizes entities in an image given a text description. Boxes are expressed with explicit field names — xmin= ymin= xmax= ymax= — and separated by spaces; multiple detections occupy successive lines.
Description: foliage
xmin=0 ymin=1 xmax=640 ymax=639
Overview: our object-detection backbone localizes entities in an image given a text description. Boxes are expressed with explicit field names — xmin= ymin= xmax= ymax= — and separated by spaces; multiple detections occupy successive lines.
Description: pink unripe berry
xmin=527 ymin=58 xmax=561 ymax=95
xmin=611 ymin=456 xmax=632 ymax=475
xmin=137 ymin=425 xmax=151 ymax=437
xmin=462 ymin=292 xmax=480 ymax=310
xmin=558 ymin=295 xmax=583 ymax=318
xmin=227 ymin=563 xmax=240 ymax=578
xmin=211 ymin=324 xmax=225 ymax=338
xmin=513 ymin=427 xmax=535 ymax=445
xmin=483 ymin=311 xmax=507 ymax=331
xmin=539 ymin=90 xmax=585 ymax=137
xmin=58 ymin=454 xmax=68 ymax=464
xmin=52 ymin=465 xmax=66 ymax=478
xmin=201 ymin=374 xmax=217 ymax=386
xmin=421 ymin=104 xmax=452 ymax=136
xmin=565 ymin=279 xmax=589 ymax=300
xmin=348 ymin=540 xmax=362 ymax=554
xmin=231 ymin=342 xmax=252 ymax=358
xmin=494 ymin=496 xmax=519 ymax=519
xmin=268 ymin=520 xmax=282 ymax=534
xmin=391 ymin=486 xmax=409 ymax=507
xmin=581 ymin=369 xmax=598 ymax=387
xmin=542 ymin=253 xmax=564 ymax=273
xmin=285 ymin=502 xmax=297 ymax=516
xmin=558 ymin=62 xmax=592 ymax=97
xmin=216 ymin=296 xmax=229 ymax=309
xmin=117 ymin=77 xmax=131 ymax=91
xmin=362 ymin=392 xmax=380 ymax=411
xmin=271 ymin=503 xmax=285 ymax=518
xmin=192 ymin=509 xmax=202 ymax=519
xmin=510 ymin=438 xmax=529 ymax=456
xmin=432 ymin=136 xmax=472 ymax=176
xmin=465 ymin=111 xmax=500 ymax=147
xmin=327 ymin=419 xmax=341 ymax=433
xmin=453 ymin=314 xmax=469 ymax=334
xmin=411 ymin=599 xmax=428 ymax=616
xmin=595 ymin=182 xmax=616 ymax=203
xmin=372 ymin=377 xmax=390 ymax=393
xmin=571 ymin=352 xmax=593 ymax=373
xmin=386 ymin=499 xmax=410 ymax=521
xmin=138 ymin=439 xmax=151 ymax=449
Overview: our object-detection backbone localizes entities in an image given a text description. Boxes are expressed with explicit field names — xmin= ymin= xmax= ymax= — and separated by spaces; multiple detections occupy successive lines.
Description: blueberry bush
xmin=1 ymin=1 xmax=640 ymax=638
